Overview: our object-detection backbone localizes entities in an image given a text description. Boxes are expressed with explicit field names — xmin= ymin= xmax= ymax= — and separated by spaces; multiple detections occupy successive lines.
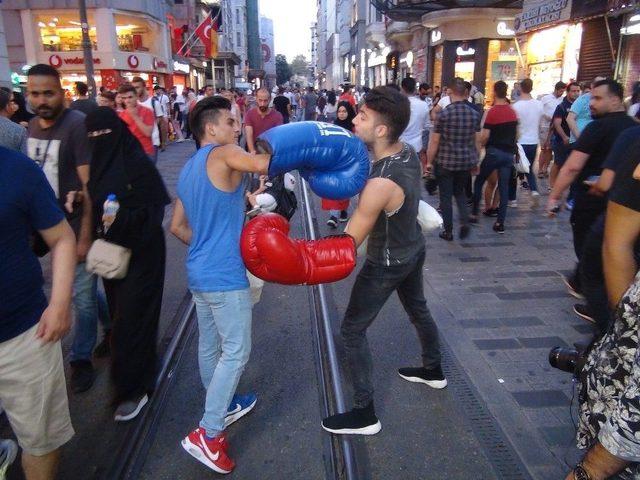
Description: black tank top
xmin=367 ymin=143 xmax=424 ymax=266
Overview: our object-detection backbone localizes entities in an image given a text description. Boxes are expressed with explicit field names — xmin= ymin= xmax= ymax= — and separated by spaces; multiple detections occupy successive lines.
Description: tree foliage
xmin=290 ymin=54 xmax=310 ymax=77
xmin=276 ymin=54 xmax=293 ymax=85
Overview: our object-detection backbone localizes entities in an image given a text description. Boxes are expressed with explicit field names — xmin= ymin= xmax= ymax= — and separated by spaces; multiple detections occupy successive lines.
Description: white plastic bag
xmin=247 ymin=270 xmax=264 ymax=305
xmin=515 ymin=143 xmax=530 ymax=174
xmin=417 ymin=200 xmax=443 ymax=232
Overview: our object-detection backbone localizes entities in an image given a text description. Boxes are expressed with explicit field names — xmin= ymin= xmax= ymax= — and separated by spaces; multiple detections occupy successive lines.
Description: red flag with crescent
xmin=193 ymin=7 xmax=221 ymax=58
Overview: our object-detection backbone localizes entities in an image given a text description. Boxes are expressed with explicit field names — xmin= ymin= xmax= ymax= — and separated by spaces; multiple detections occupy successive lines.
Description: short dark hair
xmin=463 ymin=81 xmax=472 ymax=93
xmin=566 ymin=81 xmax=581 ymax=92
xmin=117 ymin=84 xmax=137 ymax=95
xmin=363 ymin=86 xmax=410 ymax=144
xmin=0 ymin=89 xmax=10 ymax=110
xmin=419 ymin=83 xmax=431 ymax=91
xmin=153 ymin=85 xmax=161 ymax=91
xmin=450 ymin=78 xmax=467 ymax=97
xmin=75 ymin=81 xmax=88 ymax=96
xmin=493 ymin=81 xmax=508 ymax=99
xmin=593 ymin=79 xmax=624 ymax=100
xmin=27 ymin=63 xmax=60 ymax=81
xmin=307 ymin=86 xmax=314 ymax=93
xmin=131 ymin=76 xmax=145 ymax=85
xmin=189 ymin=96 xmax=231 ymax=143
xmin=554 ymin=81 xmax=567 ymax=91
xmin=520 ymin=78 xmax=533 ymax=94
xmin=100 ymin=91 xmax=116 ymax=102
xmin=400 ymin=77 xmax=416 ymax=94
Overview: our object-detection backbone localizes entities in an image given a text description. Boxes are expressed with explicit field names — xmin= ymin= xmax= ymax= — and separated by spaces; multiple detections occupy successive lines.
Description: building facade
xmin=259 ymin=15 xmax=275 ymax=89
xmin=1 ymin=0 xmax=174 ymax=92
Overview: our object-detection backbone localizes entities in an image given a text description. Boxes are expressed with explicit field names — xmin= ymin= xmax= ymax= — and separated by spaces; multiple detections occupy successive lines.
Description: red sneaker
xmin=181 ymin=427 xmax=235 ymax=474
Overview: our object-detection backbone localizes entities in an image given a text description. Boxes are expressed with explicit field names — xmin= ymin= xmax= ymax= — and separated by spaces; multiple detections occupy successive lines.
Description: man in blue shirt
xmin=567 ymin=77 xmax=605 ymax=143
xmin=171 ymin=96 xmax=270 ymax=474
xmin=0 ymin=146 xmax=76 ymax=480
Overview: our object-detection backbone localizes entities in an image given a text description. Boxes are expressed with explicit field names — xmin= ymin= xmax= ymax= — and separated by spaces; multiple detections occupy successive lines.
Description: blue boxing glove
xmin=256 ymin=121 xmax=370 ymax=200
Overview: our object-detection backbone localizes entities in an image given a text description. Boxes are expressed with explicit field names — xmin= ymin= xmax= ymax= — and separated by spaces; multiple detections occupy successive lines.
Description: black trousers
xmin=437 ymin=165 xmax=470 ymax=232
xmin=105 ymin=226 xmax=166 ymax=403
xmin=341 ymin=248 xmax=442 ymax=408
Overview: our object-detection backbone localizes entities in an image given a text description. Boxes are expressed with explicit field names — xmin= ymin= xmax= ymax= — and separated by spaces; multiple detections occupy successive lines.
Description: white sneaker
xmin=508 ymin=200 xmax=518 ymax=208
xmin=531 ymin=191 xmax=540 ymax=207
xmin=0 ymin=439 xmax=18 ymax=479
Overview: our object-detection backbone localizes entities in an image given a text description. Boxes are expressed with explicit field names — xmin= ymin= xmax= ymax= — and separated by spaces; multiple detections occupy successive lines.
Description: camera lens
xmin=548 ymin=347 xmax=579 ymax=374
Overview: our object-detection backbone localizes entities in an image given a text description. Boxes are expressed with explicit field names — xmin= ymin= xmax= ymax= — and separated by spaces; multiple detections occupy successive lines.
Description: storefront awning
xmin=371 ymin=0 xmax=523 ymax=21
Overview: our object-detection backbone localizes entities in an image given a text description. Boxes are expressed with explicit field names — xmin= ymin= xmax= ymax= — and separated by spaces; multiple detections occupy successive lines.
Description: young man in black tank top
xmin=322 ymin=86 xmax=445 ymax=436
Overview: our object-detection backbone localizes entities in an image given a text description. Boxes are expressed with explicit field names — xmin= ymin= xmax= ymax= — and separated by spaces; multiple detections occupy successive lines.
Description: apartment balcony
xmin=386 ymin=20 xmax=411 ymax=44
xmin=365 ymin=20 xmax=385 ymax=48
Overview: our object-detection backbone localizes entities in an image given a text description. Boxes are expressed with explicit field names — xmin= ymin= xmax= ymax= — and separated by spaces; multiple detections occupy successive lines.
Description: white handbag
xmin=515 ymin=143 xmax=531 ymax=174
xmin=417 ymin=200 xmax=443 ymax=232
xmin=86 ymin=239 xmax=132 ymax=279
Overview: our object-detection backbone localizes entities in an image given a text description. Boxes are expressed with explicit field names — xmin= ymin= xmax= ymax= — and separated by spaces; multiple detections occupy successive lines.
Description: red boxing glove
xmin=241 ymin=213 xmax=356 ymax=285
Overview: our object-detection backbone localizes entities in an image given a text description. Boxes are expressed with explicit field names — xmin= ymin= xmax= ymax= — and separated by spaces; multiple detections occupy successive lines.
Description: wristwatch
xmin=573 ymin=463 xmax=592 ymax=480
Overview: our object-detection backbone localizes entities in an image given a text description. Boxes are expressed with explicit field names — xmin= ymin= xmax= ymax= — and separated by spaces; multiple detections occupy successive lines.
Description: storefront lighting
xmin=456 ymin=46 xmax=475 ymax=56
xmin=38 ymin=22 xmax=46 ymax=28
xmin=69 ymin=21 xmax=82 ymax=26
xmin=378 ymin=43 xmax=385 ymax=49
xmin=497 ymin=22 xmax=515 ymax=36
xmin=431 ymin=30 xmax=442 ymax=43
xmin=53 ymin=17 xmax=59 ymax=22
xmin=48 ymin=22 xmax=56 ymax=27
xmin=382 ymin=46 xmax=390 ymax=57
xmin=202 ymin=61 xmax=207 ymax=67
xmin=630 ymin=14 xmax=640 ymax=22
xmin=622 ymin=23 xmax=640 ymax=34
xmin=405 ymin=51 xmax=413 ymax=68
xmin=367 ymin=48 xmax=372 ymax=53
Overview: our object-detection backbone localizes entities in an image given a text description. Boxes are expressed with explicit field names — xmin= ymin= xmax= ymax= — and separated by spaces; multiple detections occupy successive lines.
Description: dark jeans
xmin=570 ymin=192 xmax=607 ymax=261
xmin=436 ymin=165 xmax=470 ymax=232
xmin=578 ymin=215 xmax=611 ymax=335
xmin=521 ymin=144 xmax=539 ymax=192
xmin=341 ymin=248 xmax=441 ymax=408
xmin=473 ymin=147 xmax=513 ymax=224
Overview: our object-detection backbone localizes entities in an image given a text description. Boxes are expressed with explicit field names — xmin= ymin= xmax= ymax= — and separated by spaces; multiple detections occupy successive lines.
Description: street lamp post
xmin=79 ymin=0 xmax=97 ymax=98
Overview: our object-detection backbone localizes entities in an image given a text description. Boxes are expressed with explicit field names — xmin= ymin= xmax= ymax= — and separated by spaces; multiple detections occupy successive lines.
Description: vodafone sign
xmin=49 ymin=54 xmax=101 ymax=68
xmin=127 ymin=55 xmax=140 ymax=69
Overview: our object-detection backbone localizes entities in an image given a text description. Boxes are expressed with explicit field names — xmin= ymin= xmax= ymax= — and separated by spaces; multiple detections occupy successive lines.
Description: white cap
xmin=284 ymin=173 xmax=296 ymax=192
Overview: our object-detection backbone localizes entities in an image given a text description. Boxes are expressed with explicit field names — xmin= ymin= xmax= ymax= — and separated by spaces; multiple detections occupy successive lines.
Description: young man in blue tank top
xmin=321 ymin=86 xmax=446 ymax=436
xmin=170 ymin=96 xmax=270 ymax=474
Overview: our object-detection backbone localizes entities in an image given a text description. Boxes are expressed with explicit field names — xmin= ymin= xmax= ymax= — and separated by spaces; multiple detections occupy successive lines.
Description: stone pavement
xmin=419 ymin=182 xmax=591 ymax=479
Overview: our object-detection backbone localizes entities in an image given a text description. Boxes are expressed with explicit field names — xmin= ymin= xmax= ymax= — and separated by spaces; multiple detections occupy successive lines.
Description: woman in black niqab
xmin=85 ymin=107 xmax=170 ymax=417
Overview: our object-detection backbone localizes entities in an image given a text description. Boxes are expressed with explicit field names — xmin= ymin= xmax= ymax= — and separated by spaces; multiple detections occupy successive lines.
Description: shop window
xmin=485 ymin=39 xmax=521 ymax=104
xmin=36 ymin=12 xmax=97 ymax=52
xmin=618 ymin=33 xmax=640 ymax=97
xmin=114 ymin=13 xmax=162 ymax=56
xmin=432 ymin=44 xmax=443 ymax=89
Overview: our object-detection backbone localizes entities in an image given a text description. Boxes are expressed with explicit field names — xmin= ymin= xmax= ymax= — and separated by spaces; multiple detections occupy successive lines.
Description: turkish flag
xmin=194 ymin=13 xmax=213 ymax=57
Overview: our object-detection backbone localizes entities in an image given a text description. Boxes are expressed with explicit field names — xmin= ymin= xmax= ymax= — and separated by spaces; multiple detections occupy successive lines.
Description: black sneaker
xmin=573 ymin=304 xmax=595 ymax=324
xmin=70 ymin=360 xmax=95 ymax=393
xmin=327 ymin=216 xmax=338 ymax=228
xmin=339 ymin=210 xmax=349 ymax=222
xmin=493 ymin=222 xmax=505 ymax=234
xmin=562 ymin=275 xmax=585 ymax=300
xmin=321 ymin=401 xmax=381 ymax=435
xmin=459 ymin=225 xmax=470 ymax=240
xmin=482 ymin=208 xmax=498 ymax=217
xmin=94 ymin=330 xmax=112 ymax=358
xmin=439 ymin=230 xmax=453 ymax=241
xmin=398 ymin=366 xmax=448 ymax=389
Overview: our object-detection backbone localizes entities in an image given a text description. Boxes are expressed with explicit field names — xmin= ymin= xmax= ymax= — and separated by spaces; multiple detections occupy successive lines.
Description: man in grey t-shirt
xmin=302 ymin=86 xmax=318 ymax=121
xmin=27 ymin=64 xmax=105 ymax=394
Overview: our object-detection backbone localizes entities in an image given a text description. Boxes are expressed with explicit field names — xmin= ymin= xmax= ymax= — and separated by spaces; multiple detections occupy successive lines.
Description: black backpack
xmin=265 ymin=175 xmax=297 ymax=220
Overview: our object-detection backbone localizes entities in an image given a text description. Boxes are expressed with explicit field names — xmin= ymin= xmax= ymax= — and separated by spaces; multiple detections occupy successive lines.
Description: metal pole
xmin=78 ymin=0 xmax=97 ymax=98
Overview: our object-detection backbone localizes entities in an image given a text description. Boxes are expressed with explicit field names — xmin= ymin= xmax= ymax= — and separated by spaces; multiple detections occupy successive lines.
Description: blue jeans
xmin=192 ymin=289 xmax=252 ymax=436
xmin=521 ymin=144 xmax=539 ymax=193
xmin=473 ymin=147 xmax=513 ymax=224
xmin=69 ymin=264 xmax=110 ymax=362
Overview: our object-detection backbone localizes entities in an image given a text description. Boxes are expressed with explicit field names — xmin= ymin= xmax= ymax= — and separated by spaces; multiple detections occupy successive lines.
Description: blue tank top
xmin=177 ymin=144 xmax=249 ymax=292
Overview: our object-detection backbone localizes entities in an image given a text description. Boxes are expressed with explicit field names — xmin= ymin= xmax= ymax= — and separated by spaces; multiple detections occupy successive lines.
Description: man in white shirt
xmin=399 ymin=77 xmax=431 ymax=155
xmin=132 ymin=76 xmax=163 ymax=163
xmin=513 ymin=78 xmax=544 ymax=202
xmin=538 ymin=81 xmax=566 ymax=177
xmin=154 ymin=85 xmax=170 ymax=151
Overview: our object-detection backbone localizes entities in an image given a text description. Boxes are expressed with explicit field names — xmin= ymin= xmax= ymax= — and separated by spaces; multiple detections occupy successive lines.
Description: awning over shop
xmin=370 ymin=0 xmax=523 ymax=21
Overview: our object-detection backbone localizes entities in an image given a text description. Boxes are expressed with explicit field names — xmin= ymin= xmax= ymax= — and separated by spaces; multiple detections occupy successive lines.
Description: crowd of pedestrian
xmin=2 ymin=55 xmax=640 ymax=479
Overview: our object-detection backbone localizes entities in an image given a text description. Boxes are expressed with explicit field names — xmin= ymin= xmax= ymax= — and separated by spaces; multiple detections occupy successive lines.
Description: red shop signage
xmin=127 ymin=55 xmax=140 ymax=69
xmin=152 ymin=58 xmax=167 ymax=70
xmin=48 ymin=54 xmax=101 ymax=68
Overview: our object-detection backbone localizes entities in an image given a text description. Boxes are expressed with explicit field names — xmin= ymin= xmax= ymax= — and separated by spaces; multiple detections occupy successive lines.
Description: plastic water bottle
xmin=103 ymin=194 xmax=119 ymax=233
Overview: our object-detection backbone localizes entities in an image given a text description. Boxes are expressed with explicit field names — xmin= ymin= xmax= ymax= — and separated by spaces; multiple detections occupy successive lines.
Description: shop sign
xmin=49 ymin=54 xmax=100 ymax=68
xmin=152 ymin=58 xmax=168 ymax=70
xmin=514 ymin=0 xmax=573 ymax=33
xmin=173 ymin=61 xmax=189 ymax=74
xmin=491 ymin=61 xmax=517 ymax=80
xmin=127 ymin=55 xmax=139 ymax=69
